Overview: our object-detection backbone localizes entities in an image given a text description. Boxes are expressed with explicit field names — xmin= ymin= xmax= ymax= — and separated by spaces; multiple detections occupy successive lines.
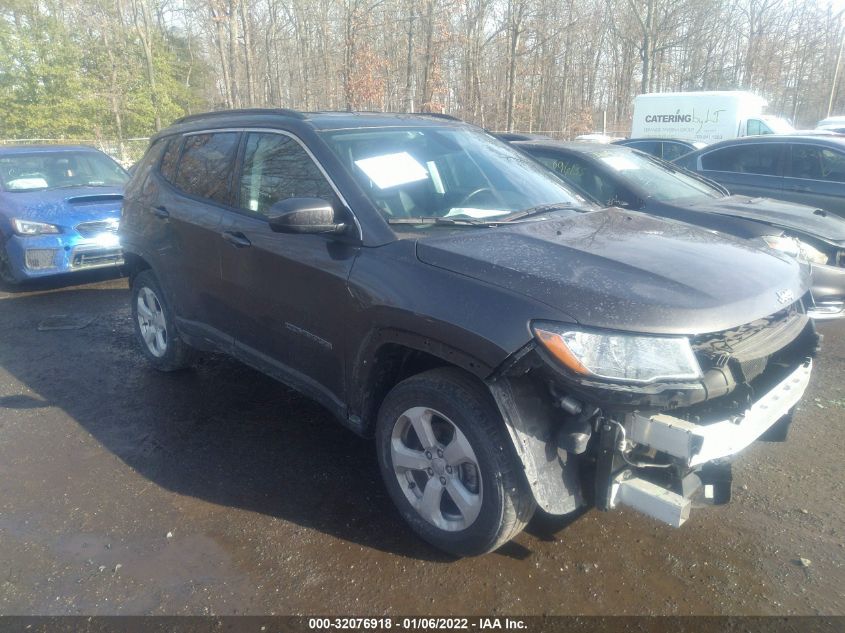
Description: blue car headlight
xmin=762 ymin=235 xmax=828 ymax=265
xmin=11 ymin=218 xmax=61 ymax=236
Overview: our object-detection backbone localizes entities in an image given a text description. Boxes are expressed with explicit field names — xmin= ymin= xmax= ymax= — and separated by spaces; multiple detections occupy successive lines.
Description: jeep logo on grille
xmin=776 ymin=289 xmax=795 ymax=305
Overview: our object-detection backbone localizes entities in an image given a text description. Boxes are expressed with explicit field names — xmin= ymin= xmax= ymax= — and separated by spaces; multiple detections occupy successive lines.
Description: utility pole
xmin=828 ymin=26 xmax=844 ymax=117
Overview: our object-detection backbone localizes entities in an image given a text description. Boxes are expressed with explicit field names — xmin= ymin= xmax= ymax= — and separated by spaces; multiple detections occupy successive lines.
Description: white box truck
xmin=630 ymin=91 xmax=793 ymax=143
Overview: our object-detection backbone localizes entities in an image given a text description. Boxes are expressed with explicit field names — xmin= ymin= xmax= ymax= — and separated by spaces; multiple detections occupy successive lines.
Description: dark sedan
xmin=673 ymin=135 xmax=845 ymax=218
xmin=612 ymin=138 xmax=705 ymax=161
xmin=512 ymin=140 xmax=845 ymax=319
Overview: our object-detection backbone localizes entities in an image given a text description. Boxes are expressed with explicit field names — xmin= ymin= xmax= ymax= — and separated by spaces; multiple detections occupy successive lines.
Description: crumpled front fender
xmin=486 ymin=373 xmax=584 ymax=515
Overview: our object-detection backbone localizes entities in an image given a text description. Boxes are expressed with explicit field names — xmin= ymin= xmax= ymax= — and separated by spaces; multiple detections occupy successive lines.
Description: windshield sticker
xmin=354 ymin=152 xmax=428 ymax=189
xmin=599 ymin=155 xmax=640 ymax=171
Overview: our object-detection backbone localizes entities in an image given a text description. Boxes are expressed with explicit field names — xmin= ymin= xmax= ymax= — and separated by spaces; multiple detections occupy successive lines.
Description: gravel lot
xmin=0 ymin=272 xmax=843 ymax=616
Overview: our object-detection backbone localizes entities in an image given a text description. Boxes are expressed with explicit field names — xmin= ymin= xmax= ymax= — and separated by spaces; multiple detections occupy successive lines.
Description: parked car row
xmin=510 ymin=139 xmax=845 ymax=319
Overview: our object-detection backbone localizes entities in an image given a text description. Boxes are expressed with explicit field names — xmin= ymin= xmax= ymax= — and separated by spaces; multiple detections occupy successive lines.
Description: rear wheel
xmin=131 ymin=269 xmax=194 ymax=371
xmin=376 ymin=367 xmax=536 ymax=556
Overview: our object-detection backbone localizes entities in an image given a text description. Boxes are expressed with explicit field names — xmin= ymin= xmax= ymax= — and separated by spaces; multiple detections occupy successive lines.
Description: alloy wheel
xmin=136 ymin=286 xmax=168 ymax=357
xmin=390 ymin=406 xmax=483 ymax=531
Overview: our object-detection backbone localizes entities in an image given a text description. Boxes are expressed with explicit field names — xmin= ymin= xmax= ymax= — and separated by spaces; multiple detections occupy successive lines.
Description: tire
xmin=131 ymin=269 xmax=194 ymax=371
xmin=0 ymin=241 xmax=19 ymax=285
xmin=376 ymin=367 xmax=536 ymax=556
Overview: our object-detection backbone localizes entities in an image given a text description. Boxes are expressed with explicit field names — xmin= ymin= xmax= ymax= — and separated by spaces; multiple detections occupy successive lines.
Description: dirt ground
xmin=0 ymin=271 xmax=843 ymax=616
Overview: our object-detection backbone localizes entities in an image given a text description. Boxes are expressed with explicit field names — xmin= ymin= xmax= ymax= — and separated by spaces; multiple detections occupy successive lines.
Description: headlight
xmin=762 ymin=235 xmax=828 ymax=265
xmin=533 ymin=323 xmax=702 ymax=384
xmin=11 ymin=218 xmax=61 ymax=236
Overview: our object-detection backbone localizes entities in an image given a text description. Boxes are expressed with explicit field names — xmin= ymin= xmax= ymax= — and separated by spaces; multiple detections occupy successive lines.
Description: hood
xmin=685 ymin=195 xmax=845 ymax=244
xmin=0 ymin=186 xmax=123 ymax=230
xmin=416 ymin=208 xmax=810 ymax=335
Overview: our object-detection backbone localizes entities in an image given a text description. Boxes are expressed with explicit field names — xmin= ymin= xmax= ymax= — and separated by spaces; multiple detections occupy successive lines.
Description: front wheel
xmin=131 ymin=269 xmax=194 ymax=371
xmin=0 ymin=242 xmax=19 ymax=285
xmin=376 ymin=368 xmax=536 ymax=556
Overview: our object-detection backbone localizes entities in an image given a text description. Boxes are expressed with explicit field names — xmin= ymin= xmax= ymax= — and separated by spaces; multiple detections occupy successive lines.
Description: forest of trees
xmin=1 ymin=0 xmax=844 ymax=151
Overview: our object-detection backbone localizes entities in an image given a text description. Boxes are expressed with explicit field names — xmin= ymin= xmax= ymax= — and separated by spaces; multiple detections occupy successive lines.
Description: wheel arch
xmin=350 ymin=329 xmax=495 ymax=436
xmin=122 ymin=251 xmax=151 ymax=286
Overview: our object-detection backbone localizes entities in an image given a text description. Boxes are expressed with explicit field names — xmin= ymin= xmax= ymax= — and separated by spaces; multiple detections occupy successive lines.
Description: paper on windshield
xmin=354 ymin=152 xmax=428 ymax=189
xmin=6 ymin=177 xmax=49 ymax=190
xmin=599 ymin=155 xmax=639 ymax=171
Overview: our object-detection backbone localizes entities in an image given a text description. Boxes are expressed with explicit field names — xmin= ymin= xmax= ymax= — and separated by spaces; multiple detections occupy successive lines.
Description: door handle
xmin=152 ymin=205 xmax=170 ymax=219
xmin=221 ymin=230 xmax=252 ymax=248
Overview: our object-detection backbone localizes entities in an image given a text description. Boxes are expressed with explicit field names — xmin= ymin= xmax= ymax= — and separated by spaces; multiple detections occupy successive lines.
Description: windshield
xmin=593 ymin=149 xmax=723 ymax=202
xmin=0 ymin=151 xmax=128 ymax=192
xmin=320 ymin=127 xmax=585 ymax=222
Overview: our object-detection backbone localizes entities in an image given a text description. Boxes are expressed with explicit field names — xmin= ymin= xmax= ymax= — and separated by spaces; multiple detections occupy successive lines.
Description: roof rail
xmin=172 ymin=108 xmax=306 ymax=125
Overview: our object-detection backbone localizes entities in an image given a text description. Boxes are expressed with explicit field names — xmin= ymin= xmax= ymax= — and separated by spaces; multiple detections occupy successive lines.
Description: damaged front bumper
xmin=489 ymin=307 xmax=820 ymax=527
xmin=609 ymin=359 xmax=812 ymax=526
xmin=628 ymin=360 xmax=811 ymax=468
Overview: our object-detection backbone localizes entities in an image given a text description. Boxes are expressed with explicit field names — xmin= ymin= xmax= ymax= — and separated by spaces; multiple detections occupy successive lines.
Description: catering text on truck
xmin=631 ymin=91 xmax=794 ymax=143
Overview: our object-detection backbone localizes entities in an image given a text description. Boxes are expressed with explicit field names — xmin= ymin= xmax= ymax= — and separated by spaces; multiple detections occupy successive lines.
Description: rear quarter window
xmin=788 ymin=145 xmax=845 ymax=183
xmin=132 ymin=139 xmax=168 ymax=184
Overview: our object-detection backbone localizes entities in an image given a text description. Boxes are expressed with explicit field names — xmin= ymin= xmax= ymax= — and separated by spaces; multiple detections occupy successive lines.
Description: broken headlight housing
xmin=533 ymin=323 xmax=702 ymax=384
xmin=762 ymin=235 xmax=828 ymax=265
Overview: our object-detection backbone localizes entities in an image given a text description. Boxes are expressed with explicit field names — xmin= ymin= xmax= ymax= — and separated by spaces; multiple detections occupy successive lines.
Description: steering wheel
xmin=457 ymin=187 xmax=495 ymax=207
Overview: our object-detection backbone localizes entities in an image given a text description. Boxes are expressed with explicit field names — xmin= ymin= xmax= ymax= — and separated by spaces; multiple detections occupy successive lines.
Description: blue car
xmin=0 ymin=145 xmax=129 ymax=284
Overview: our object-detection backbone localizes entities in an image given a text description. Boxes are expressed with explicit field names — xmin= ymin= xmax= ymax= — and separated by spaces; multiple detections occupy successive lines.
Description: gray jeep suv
xmin=121 ymin=109 xmax=820 ymax=556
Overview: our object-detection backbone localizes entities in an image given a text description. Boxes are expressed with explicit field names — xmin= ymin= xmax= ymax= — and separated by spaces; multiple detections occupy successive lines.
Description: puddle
xmin=37 ymin=315 xmax=94 ymax=331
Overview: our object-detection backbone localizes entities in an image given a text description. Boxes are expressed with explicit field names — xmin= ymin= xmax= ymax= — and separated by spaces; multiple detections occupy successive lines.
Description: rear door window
xmin=173 ymin=132 xmax=240 ymax=205
xmin=701 ymin=144 xmax=782 ymax=176
xmin=237 ymin=132 xmax=335 ymax=215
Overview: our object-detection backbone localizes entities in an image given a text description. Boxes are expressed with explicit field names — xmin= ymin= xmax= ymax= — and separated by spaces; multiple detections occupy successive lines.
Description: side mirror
xmin=267 ymin=198 xmax=348 ymax=235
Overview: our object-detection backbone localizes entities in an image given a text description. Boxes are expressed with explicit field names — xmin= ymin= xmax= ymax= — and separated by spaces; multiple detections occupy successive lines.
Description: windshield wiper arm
xmin=500 ymin=202 xmax=588 ymax=222
xmin=387 ymin=216 xmax=497 ymax=227
xmin=51 ymin=183 xmax=113 ymax=189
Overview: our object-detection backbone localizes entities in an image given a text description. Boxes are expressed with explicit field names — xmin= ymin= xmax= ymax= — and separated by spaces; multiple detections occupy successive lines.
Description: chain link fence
xmin=490 ymin=128 xmax=631 ymax=140
xmin=0 ymin=138 xmax=151 ymax=168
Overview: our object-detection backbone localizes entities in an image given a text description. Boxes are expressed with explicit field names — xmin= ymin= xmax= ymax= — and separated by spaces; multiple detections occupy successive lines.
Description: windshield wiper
xmin=499 ymin=202 xmax=589 ymax=222
xmin=51 ymin=183 xmax=114 ymax=190
xmin=387 ymin=216 xmax=498 ymax=227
